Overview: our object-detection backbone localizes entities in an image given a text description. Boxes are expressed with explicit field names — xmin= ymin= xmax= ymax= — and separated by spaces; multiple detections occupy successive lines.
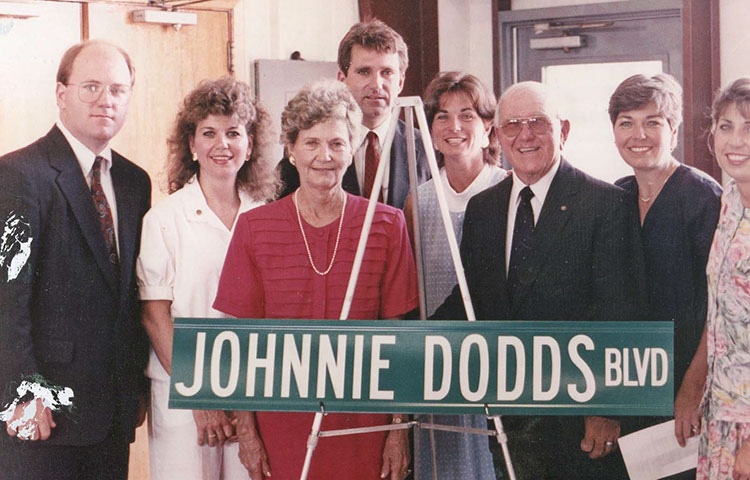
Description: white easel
xmin=298 ymin=97 xmax=516 ymax=480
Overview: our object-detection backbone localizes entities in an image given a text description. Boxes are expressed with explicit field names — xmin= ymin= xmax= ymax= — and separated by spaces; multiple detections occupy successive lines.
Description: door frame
xmin=495 ymin=0 xmax=720 ymax=180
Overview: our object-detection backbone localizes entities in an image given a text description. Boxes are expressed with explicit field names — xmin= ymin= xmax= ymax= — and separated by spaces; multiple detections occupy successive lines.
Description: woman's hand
xmin=193 ymin=409 xmax=233 ymax=447
xmin=674 ymin=380 xmax=702 ymax=447
xmin=380 ymin=424 xmax=410 ymax=480
xmin=675 ymin=323 xmax=708 ymax=447
xmin=235 ymin=411 xmax=272 ymax=478
xmin=733 ymin=441 xmax=750 ymax=480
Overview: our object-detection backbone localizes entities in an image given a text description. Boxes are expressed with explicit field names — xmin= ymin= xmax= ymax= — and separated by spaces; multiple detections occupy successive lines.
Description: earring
xmin=480 ymin=135 xmax=490 ymax=149
xmin=192 ymin=152 xmax=198 ymax=162
xmin=289 ymin=155 xmax=296 ymax=166
xmin=245 ymin=153 xmax=251 ymax=162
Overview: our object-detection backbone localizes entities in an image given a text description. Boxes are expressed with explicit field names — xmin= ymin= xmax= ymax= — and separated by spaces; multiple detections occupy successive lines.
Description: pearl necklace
xmin=294 ymin=190 xmax=347 ymax=276
xmin=639 ymin=163 xmax=678 ymax=203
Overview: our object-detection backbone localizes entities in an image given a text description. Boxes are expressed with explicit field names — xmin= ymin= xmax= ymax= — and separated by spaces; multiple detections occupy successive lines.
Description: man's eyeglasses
xmin=67 ymin=82 xmax=132 ymax=106
xmin=499 ymin=116 xmax=552 ymax=137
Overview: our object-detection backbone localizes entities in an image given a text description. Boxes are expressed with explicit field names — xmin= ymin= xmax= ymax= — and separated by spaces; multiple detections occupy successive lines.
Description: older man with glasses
xmin=433 ymin=81 xmax=647 ymax=479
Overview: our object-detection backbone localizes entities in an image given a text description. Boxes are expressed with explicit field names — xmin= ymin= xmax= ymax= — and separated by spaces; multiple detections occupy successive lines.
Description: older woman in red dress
xmin=213 ymin=79 xmax=417 ymax=480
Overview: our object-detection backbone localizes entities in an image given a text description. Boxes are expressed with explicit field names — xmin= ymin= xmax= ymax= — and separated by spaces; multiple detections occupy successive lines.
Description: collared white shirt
xmin=136 ymin=177 xmax=262 ymax=380
xmin=56 ymin=119 xmax=119 ymax=249
xmin=505 ymin=158 xmax=561 ymax=272
xmin=353 ymin=114 xmax=392 ymax=201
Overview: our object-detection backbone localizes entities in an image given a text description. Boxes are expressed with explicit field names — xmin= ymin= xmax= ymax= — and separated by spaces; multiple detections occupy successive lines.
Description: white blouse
xmin=136 ymin=177 xmax=262 ymax=380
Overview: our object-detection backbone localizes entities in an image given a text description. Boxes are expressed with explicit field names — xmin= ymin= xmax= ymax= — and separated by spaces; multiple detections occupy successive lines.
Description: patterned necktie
xmin=363 ymin=131 xmax=383 ymax=202
xmin=91 ymin=156 xmax=119 ymax=269
xmin=507 ymin=186 xmax=535 ymax=297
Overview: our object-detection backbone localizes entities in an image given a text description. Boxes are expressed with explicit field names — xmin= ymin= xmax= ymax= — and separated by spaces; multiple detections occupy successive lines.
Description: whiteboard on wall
xmin=254 ymin=59 xmax=340 ymax=163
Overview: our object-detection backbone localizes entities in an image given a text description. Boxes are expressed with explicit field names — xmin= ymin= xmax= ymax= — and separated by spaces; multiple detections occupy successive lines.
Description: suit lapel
xmin=111 ymin=152 xmax=136 ymax=299
xmin=490 ymin=180 xmax=512 ymax=310
xmin=45 ymin=126 xmax=119 ymax=293
xmin=510 ymin=160 xmax=578 ymax=316
xmin=342 ymin=163 xmax=360 ymax=196
xmin=387 ymin=121 xmax=406 ymax=207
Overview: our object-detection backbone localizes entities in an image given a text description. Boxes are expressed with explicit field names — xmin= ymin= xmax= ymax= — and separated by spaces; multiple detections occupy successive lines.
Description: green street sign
xmin=169 ymin=319 xmax=673 ymax=416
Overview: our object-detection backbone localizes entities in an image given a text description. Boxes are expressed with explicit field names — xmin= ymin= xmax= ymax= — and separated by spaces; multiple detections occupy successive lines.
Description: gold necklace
xmin=639 ymin=164 xmax=677 ymax=203
xmin=294 ymin=190 xmax=347 ymax=276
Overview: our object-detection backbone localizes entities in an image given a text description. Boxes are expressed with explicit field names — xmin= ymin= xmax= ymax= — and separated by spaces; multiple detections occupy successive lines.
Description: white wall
xmin=511 ymin=0 xmax=625 ymax=8
xmin=438 ymin=0 xmax=494 ymax=91
xmin=720 ymin=0 xmax=750 ymax=86
xmin=234 ymin=0 xmax=359 ymax=83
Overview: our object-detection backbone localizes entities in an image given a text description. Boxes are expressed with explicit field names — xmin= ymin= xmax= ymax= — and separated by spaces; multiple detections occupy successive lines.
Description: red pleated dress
xmin=214 ymin=193 xmax=418 ymax=480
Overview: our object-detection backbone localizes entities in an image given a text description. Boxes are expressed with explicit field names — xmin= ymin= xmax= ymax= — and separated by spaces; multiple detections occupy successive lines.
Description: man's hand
xmin=580 ymin=416 xmax=620 ymax=459
xmin=5 ymin=398 xmax=56 ymax=441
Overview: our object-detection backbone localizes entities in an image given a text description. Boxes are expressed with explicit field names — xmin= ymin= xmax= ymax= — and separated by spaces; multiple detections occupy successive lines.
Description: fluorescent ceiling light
xmin=132 ymin=9 xmax=197 ymax=27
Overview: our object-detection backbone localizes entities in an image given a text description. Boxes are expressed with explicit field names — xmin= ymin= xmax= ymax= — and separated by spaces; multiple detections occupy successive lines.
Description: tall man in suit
xmin=434 ymin=81 xmax=646 ymax=479
xmin=0 ymin=40 xmax=151 ymax=479
xmin=278 ymin=19 xmax=430 ymax=209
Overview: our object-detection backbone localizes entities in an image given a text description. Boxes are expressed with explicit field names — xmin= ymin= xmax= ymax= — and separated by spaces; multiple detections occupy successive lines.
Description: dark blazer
xmin=0 ymin=126 xmax=151 ymax=446
xmin=277 ymin=119 xmax=430 ymax=209
xmin=434 ymin=159 xmax=647 ymax=479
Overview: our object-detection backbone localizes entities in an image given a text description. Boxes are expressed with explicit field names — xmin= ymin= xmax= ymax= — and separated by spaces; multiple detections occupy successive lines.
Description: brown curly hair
xmin=167 ymin=77 xmax=279 ymax=201
xmin=423 ymin=71 xmax=500 ymax=167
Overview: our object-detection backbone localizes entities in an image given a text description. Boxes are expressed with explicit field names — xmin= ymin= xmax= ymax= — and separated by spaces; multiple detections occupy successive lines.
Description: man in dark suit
xmin=0 ymin=40 xmax=151 ymax=479
xmin=278 ymin=19 xmax=429 ymax=209
xmin=434 ymin=81 xmax=647 ymax=479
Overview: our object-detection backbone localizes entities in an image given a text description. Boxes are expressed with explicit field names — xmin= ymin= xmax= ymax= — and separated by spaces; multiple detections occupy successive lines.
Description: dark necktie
xmin=91 ymin=156 xmax=119 ymax=269
xmin=363 ymin=131 xmax=383 ymax=202
xmin=507 ymin=186 xmax=535 ymax=297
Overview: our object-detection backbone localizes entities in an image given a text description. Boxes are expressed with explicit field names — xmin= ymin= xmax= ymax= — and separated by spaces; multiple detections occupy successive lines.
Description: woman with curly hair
xmin=214 ymin=79 xmax=417 ymax=480
xmin=136 ymin=77 xmax=278 ymax=479
xmin=697 ymin=77 xmax=750 ymax=480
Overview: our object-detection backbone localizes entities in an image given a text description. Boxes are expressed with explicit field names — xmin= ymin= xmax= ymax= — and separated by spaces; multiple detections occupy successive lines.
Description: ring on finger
xmin=605 ymin=441 xmax=614 ymax=447
xmin=208 ymin=433 xmax=217 ymax=438
xmin=691 ymin=425 xmax=699 ymax=433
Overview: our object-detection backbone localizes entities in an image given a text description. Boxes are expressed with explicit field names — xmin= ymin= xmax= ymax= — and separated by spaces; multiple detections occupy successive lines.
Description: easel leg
xmin=299 ymin=411 xmax=324 ymax=480
xmin=491 ymin=414 xmax=517 ymax=480
xmin=428 ymin=414 xmax=438 ymax=480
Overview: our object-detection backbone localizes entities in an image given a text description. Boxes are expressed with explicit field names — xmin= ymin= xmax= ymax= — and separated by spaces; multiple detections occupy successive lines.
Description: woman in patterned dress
xmin=697 ymin=77 xmax=750 ymax=480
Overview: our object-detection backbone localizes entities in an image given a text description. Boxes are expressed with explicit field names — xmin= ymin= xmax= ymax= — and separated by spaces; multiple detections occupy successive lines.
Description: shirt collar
xmin=183 ymin=175 xmax=260 ymax=225
xmin=360 ymin=113 xmax=393 ymax=150
xmin=56 ymin=119 xmax=113 ymax=177
xmin=510 ymin=157 xmax=560 ymax=207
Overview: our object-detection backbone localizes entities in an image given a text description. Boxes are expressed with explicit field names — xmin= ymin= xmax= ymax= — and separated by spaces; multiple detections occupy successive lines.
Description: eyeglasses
xmin=499 ymin=116 xmax=552 ymax=137
xmin=67 ymin=82 xmax=132 ymax=106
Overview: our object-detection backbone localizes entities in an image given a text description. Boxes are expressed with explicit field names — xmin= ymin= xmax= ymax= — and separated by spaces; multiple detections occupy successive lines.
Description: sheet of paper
xmin=618 ymin=419 xmax=699 ymax=480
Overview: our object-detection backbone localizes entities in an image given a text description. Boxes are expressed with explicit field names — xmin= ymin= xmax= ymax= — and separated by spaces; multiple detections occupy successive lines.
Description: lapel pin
xmin=561 ymin=205 xmax=567 ymax=211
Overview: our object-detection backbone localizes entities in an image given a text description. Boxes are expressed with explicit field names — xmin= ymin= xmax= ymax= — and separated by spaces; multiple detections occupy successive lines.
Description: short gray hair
xmin=280 ymin=79 xmax=362 ymax=149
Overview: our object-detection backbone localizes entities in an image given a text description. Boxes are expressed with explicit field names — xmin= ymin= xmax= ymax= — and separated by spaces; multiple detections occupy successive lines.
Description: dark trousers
xmin=0 ymin=426 xmax=130 ymax=480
